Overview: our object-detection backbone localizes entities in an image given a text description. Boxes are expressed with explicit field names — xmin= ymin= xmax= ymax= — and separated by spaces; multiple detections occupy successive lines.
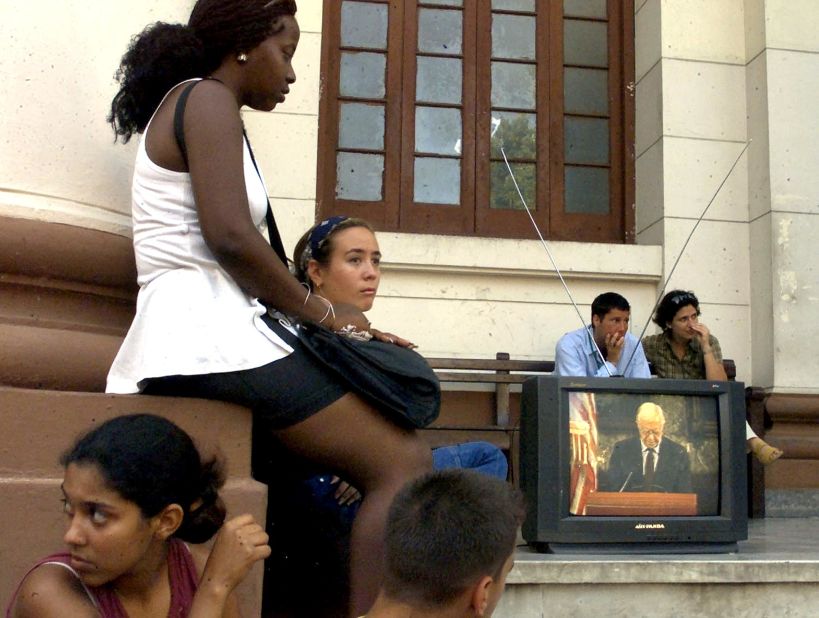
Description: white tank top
xmin=106 ymin=80 xmax=293 ymax=393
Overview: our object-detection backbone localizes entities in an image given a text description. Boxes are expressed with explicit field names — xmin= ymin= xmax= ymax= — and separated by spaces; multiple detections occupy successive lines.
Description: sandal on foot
xmin=751 ymin=439 xmax=783 ymax=465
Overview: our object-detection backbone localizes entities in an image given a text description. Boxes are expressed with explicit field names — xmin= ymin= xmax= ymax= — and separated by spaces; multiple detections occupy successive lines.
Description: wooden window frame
xmin=316 ymin=0 xmax=635 ymax=243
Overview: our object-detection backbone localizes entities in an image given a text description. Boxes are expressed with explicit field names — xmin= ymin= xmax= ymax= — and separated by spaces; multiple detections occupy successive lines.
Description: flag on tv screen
xmin=569 ymin=392 xmax=598 ymax=515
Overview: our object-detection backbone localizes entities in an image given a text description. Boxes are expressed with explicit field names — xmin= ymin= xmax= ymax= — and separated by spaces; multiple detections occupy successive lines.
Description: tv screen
xmin=520 ymin=376 xmax=748 ymax=553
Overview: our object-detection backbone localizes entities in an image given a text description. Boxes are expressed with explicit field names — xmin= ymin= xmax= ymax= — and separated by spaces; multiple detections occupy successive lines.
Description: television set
xmin=520 ymin=376 xmax=748 ymax=553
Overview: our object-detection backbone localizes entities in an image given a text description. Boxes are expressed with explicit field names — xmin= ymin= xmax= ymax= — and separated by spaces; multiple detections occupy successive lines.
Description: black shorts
xmin=141 ymin=316 xmax=348 ymax=429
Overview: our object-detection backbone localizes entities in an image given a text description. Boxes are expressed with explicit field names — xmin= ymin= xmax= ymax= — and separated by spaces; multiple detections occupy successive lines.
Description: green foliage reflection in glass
xmin=490 ymin=114 xmax=536 ymax=210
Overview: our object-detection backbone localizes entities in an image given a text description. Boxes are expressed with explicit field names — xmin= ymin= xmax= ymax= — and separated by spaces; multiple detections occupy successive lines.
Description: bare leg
xmin=273 ymin=393 xmax=431 ymax=617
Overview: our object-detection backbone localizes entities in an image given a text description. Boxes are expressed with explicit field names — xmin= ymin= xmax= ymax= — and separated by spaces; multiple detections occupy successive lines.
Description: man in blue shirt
xmin=554 ymin=292 xmax=651 ymax=378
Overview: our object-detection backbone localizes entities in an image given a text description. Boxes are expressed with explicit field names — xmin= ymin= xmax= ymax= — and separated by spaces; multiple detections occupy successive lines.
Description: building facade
xmin=1 ymin=1 xmax=817 ymax=500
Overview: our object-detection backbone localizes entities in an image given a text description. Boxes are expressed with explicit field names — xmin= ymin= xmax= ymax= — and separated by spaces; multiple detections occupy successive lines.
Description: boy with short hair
xmin=364 ymin=469 xmax=525 ymax=618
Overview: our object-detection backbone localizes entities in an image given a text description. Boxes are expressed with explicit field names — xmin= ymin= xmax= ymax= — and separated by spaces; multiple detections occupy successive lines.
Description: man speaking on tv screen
xmin=600 ymin=402 xmax=693 ymax=493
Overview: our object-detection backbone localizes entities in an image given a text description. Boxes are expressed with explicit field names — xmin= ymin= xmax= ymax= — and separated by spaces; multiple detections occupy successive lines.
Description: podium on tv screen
xmin=584 ymin=491 xmax=698 ymax=516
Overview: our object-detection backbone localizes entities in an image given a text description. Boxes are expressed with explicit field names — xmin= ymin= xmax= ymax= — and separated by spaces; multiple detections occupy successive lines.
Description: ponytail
xmin=108 ymin=22 xmax=205 ymax=142
xmin=108 ymin=0 xmax=298 ymax=143
xmin=176 ymin=456 xmax=227 ymax=543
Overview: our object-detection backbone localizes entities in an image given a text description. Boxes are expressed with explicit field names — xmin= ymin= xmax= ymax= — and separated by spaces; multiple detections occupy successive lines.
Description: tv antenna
xmin=499 ymin=144 xmax=613 ymax=376
xmin=498 ymin=118 xmax=750 ymax=378
xmin=620 ymin=140 xmax=751 ymax=375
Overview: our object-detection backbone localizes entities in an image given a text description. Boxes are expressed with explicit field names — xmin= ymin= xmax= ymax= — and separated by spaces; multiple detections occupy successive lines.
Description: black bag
xmin=298 ymin=321 xmax=440 ymax=429
xmin=174 ymin=81 xmax=437 ymax=426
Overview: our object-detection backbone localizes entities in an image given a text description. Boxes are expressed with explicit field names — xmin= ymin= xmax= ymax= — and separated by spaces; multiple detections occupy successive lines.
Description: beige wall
xmin=635 ymin=0 xmax=818 ymax=391
xmin=2 ymin=1 xmax=816 ymax=389
xmin=744 ymin=0 xmax=819 ymax=393
xmin=635 ymin=0 xmax=753 ymax=382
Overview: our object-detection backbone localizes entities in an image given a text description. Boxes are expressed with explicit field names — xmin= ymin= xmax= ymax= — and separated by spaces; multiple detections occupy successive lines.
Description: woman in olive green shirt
xmin=643 ymin=290 xmax=782 ymax=465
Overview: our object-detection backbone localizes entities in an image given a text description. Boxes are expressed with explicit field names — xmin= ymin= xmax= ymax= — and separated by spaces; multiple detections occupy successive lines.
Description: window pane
xmin=416 ymin=57 xmax=462 ymax=104
xmin=492 ymin=0 xmax=535 ymax=11
xmin=564 ymin=67 xmax=608 ymax=115
xmin=492 ymin=14 xmax=536 ymax=61
xmin=565 ymin=117 xmax=609 ymax=165
xmin=564 ymin=19 xmax=608 ymax=68
xmin=490 ymin=161 xmax=535 ymax=210
xmin=340 ymin=52 xmax=386 ymax=99
xmin=490 ymin=111 xmax=536 ymax=159
xmin=415 ymin=107 xmax=462 ymax=156
xmin=339 ymin=103 xmax=385 ymax=150
xmin=341 ymin=1 xmax=388 ymax=50
xmin=491 ymin=62 xmax=536 ymax=109
xmin=564 ymin=166 xmax=609 ymax=214
xmin=336 ymin=152 xmax=384 ymax=201
xmin=418 ymin=8 xmax=462 ymax=55
xmin=415 ymin=157 xmax=461 ymax=204
xmin=563 ymin=0 xmax=607 ymax=19
xmin=425 ymin=0 xmax=463 ymax=5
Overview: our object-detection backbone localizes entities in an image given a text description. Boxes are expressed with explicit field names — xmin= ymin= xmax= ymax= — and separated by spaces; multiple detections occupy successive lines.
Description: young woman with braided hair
xmin=104 ymin=1 xmax=430 ymax=615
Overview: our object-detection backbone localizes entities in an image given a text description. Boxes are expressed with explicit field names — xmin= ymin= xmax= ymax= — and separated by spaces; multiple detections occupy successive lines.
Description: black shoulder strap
xmin=242 ymin=129 xmax=289 ymax=267
xmin=171 ymin=79 xmax=289 ymax=267
xmin=173 ymin=80 xmax=199 ymax=168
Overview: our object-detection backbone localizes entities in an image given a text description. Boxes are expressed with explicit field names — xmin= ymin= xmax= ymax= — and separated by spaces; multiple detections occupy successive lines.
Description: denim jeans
xmin=430 ymin=441 xmax=508 ymax=480
xmin=303 ymin=441 xmax=508 ymax=526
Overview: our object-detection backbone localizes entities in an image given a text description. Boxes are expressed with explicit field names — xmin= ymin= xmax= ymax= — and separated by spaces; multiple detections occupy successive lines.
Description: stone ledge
xmin=509 ymin=553 xmax=819 ymax=584
xmin=506 ymin=519 xmax=819 ymax=586
xmin=766 ymin=489 xmax=819 ymax=518
xmin=0 ymin=386 xmax=254 ymax=475
xmin=495 ymin=519 xmax=819 ymax=617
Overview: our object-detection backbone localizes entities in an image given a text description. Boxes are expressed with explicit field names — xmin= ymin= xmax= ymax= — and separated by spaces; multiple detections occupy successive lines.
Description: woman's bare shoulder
xmin=9 ymin=562 xmax=98 ymax=617
xmin=182 ymin=78 xmax=243 ymax=135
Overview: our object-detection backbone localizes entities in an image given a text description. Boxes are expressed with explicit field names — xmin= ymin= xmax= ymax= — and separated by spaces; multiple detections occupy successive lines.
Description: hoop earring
xmin=237 ymin=53 xmax=248 ymax=64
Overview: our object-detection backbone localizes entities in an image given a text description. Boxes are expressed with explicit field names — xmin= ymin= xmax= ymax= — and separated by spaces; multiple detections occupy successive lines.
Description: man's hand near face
xmin=604 ymin=332 xmax=626 ymax=364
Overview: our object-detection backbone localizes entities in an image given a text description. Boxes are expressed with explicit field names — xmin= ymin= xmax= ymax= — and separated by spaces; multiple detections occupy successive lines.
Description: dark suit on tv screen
xmin=601 ymin=436 xmax=692 ymax=493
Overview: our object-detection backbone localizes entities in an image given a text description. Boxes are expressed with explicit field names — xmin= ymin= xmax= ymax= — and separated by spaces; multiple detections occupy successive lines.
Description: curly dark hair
xmin=109 ymin=0 xmax=297 ymax=142
xmin=62 ymin=413 xmax=227 ymax=544
xmin=653 ymin=289 xmax=700 ymax=330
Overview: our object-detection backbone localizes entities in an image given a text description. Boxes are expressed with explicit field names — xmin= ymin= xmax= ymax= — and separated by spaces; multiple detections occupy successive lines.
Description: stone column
xmin=635 ymin=0 xmax=753 ymax=381
xmin=744 ymin=0 xmax=819 ymax=511
xmin=0 ymin=1 xmax=192 ymax=390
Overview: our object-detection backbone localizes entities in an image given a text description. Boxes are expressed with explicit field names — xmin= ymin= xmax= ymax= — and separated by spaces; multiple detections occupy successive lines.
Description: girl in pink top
xmin=7 ymin=414 xmax=269 ymax=617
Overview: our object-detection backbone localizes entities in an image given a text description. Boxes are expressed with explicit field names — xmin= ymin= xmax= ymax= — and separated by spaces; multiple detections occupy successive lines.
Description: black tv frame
xmin=521 ymin=376 xmax=748 ymax=554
